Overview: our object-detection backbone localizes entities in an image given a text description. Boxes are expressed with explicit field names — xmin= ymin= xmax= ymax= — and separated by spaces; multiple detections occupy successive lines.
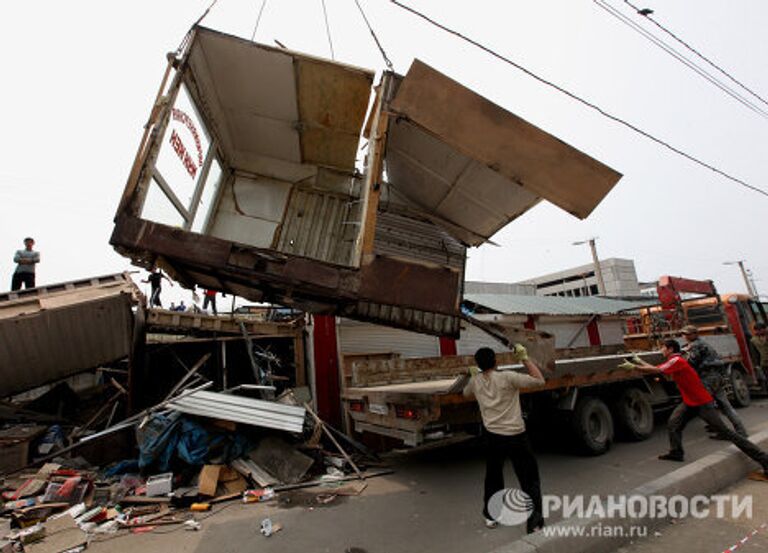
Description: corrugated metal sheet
xmin=275 ymin=188 xmax=355 ymax=265
xmin=464 ymin=293 xmax=658 ymax=316
xmin=0 ymin=275 xmax=137 ymax=397
xmin=168 ymin=390 xmax=306 ymax=432
xmin=347 ymin=301 xmax=460 ymax=337
xmin=338 ymin=319 xmax=441 ymax=358
xmin=374 ymin=210 xmax=466 ymax=270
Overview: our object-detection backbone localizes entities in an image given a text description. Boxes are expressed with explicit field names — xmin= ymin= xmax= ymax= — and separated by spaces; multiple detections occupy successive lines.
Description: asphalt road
xmin=91 ymin=399 xmax=768 ymax=553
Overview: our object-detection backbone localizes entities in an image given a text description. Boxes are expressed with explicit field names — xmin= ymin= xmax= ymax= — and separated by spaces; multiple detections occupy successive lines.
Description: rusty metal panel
xmin=0 ymin=274 xmax=138 ymax=397
xmin=296 ymin=58 xmax=374 ymax=170
xmin=275 ymin=188 xmax=355 ymax=265
xmin=346 ymin=301 xmax=460 ymax=337
xmin=388 ymin=60 xmax=622 ymax=243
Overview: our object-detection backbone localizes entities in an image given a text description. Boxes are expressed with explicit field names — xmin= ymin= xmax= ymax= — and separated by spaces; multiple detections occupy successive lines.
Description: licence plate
xmin=369 ymin=403 xmax=389 ymax=416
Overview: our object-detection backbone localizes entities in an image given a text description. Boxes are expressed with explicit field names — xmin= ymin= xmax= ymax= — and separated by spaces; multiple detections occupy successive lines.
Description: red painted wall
xmin=439 ymin=336 xmax=457 ymax=356
xmin=312 ymin=315 xmax=342 ymax=427
xmin=586 ymin=318 xmax=602 ymax=346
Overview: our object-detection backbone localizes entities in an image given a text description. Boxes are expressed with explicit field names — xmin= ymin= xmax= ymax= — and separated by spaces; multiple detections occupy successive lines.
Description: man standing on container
xmin=11 ymin=237 xmax=40 ymax=290
xmin=142 ymin=268 xmax=173 ymax=308
xmin=463 ymin=345 xmax=545 ymax=532
xmin=680 ymin=325 xmax=747 ymax=437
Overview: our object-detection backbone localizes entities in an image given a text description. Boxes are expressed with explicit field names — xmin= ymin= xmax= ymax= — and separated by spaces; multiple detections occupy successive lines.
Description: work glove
xmin=617 ymin=361 xmax=637 ymax=371
xmin=512 ymin=343 xmax=528 ymax=362
xmin=467 ymin=366 xmax=480 ymax=377
xmin=629 ymin=355 xmax=644 ymax=365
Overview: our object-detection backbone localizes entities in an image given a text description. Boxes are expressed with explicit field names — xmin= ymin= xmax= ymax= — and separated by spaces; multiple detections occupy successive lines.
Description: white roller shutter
xmin=337 ymin=320 xmax=440 ymax=359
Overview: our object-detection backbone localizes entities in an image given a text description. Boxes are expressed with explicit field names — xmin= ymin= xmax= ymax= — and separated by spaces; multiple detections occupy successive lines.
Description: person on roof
xmin=629 ymin=339 xmax=768 ymax=474
xmin=11 ymin=237 xmax=40 ymax=290
xmin=463 ymin=345 xmax=546 ymax=532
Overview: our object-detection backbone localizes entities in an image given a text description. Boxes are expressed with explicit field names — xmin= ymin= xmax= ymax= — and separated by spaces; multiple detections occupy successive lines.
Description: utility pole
xmin=724 ymin=260 xmax=757 ymax=298
xmin=573 ymin=238 xmax=606 ymax=295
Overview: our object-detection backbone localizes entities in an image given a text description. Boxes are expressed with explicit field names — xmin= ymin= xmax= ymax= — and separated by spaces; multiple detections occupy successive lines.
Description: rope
xmin=251 ymin=0 xmax=268 ymax=41
xmin=321 ymin=0 xmax=335 ymax=59
xmin=353 ymin=0 xmax=393 ymax=70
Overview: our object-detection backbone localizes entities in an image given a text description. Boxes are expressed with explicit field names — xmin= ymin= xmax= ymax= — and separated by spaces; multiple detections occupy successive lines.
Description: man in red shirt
xmin=632 ymin=339 xmax=768 ymax=473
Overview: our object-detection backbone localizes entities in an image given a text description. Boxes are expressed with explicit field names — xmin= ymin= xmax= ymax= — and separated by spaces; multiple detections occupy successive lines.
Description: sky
xmin=1 ymin=0 xmax=767 ymax=305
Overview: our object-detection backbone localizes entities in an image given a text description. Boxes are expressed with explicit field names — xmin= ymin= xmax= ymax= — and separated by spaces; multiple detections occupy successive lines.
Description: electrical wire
xmin=320 ymin=0 xmax=336 ymax=59
xmin=387 ymin=0 xmax=768 ymax=199
xmin=353 ymin=0 xmax=393 ymax=70
xmin=595 ymin=0 xmax=768 ymax=120
xmin=251 ymin=0 xmax=268 ymax=41
xmin=624 ymin=0 xmax=768 ymax=109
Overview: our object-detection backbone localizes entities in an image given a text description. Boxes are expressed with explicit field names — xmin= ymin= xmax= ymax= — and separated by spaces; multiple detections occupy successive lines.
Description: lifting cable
xmin=321 ymin=0 xmax=336 ymax=59
xmin=354 ymin=0 xmax=394 ymax=71
xmin=251 ymin=0 xmax=268 ymax=41
xmin=388 ymin=0 xmax=768 ymax=199
xmin=176 ymin=0 xmax=220 ymax=56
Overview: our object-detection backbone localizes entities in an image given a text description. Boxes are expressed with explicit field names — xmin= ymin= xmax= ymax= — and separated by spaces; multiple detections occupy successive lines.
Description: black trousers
xmin=11 ymin=272 xmax=35 ymax=290
xmin=483 ymin=429 xmax=543 ymax=528
xmin=700 ymin=371 xmax=746 ymax=436
xmin=667 ymin=401 xmax=768 ymax=467
xmin=203 ymin=295 xmax=217 ymax=315
xmin=149 ymin=287 xmax=162 ymax=307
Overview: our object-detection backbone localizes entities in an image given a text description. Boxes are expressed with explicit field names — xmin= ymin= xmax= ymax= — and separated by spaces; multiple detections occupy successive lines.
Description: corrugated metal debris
xmin=167 ymin=390 xmax=306 ymax=433
xmin=0 ymin=273 xmax=140 ymax=398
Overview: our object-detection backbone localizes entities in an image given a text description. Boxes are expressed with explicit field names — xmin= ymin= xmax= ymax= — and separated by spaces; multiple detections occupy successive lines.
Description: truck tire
xmin=729 ymin=366 xmax=751 ymax=408
xmin=611 ymin=388 xmax=653 ymax=441
xmin=572 ymin=396 xmax=614 ymax=455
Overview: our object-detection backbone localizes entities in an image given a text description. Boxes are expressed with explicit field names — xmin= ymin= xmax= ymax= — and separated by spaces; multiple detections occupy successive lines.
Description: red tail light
xmin=395 ymin=405 xmax=419 ymax=420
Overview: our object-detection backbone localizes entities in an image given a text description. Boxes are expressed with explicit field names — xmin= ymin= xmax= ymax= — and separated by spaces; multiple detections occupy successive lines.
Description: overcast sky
xmin=2 ymin=0 xmax=767 ymax=304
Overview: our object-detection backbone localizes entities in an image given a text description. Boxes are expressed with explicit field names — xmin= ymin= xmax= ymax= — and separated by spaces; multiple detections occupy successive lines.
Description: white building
xmin=514 ymin=258 xmax=641 ymax=298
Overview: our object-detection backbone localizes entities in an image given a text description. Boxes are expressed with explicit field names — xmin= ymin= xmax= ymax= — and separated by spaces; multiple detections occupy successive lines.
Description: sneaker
xmin=658 ymin=452 xmax=684 ymax=462
xmin=484 ymin=518 xmax=498 ymax=529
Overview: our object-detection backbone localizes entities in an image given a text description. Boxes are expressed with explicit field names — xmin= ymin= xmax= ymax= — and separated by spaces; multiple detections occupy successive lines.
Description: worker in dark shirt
xmin=629 ymin=339 xmax=768 ymax=474
xmin=141 ymin=268 xmax=173 ymax=308
xmin=681 ymin=325 xmax=746 ymax=437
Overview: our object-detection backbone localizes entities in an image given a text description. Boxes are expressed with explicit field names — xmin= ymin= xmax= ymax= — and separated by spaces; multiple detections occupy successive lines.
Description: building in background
xmin=512 ymin=258 xmax=641 ymax=298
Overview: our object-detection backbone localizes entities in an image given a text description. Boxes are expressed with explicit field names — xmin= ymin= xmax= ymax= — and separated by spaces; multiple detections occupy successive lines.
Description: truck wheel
xmin=611 ymin=388 xmax=653 ymax=441
xmin=572 ymin=397 xmax=614 ymax=455
xmin=729 ymin=367 xmax=751 ymax=408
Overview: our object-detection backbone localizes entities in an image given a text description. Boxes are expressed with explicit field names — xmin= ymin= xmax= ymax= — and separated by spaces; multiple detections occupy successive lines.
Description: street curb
xmin=488 ymin=425 xmax=768 ymax=553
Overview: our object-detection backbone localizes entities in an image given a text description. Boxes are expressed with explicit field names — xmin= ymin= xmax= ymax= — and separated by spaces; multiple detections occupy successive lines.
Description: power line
xmin=624 ymin=0 xmax=768 ymax=109
xmin=320 ymin=0 xmax=336 ymax=59
xmin=595 ymin=0 xmax=768 ymax=121
xmin=353 ymin=0 xmax=393 ymax=70
xmin=387 ymin=0 xmax=768 ymax=199
xmin=251 ymin=0 xmax=268 ymax=41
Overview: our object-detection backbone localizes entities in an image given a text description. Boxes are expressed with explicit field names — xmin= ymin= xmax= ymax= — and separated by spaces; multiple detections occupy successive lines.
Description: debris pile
xmin=1 ymin=374 xmax=388 ymax=551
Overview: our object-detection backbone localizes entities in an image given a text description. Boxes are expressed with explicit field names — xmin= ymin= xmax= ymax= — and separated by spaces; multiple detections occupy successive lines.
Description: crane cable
xmin=321 ymin=0 xmax=336 ymax=59
xmin=387 ymin=0 xmax=768 ymax=199
xmin=354 ymin=0 xmax=393 ymax=70
xmin=251 ymin=0 xmax=268 ymax=41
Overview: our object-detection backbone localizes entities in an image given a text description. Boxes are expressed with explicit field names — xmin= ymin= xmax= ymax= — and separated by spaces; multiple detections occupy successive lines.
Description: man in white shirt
xmin=12 ymin=237 xmax=40 ymax=290
xmin=463 ymin=345 xmax=546 ymax=532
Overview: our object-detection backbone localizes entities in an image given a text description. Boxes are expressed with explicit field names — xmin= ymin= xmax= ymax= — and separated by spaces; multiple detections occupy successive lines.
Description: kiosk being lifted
xmin=111 ymin=26 xmax=622 ymax=337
